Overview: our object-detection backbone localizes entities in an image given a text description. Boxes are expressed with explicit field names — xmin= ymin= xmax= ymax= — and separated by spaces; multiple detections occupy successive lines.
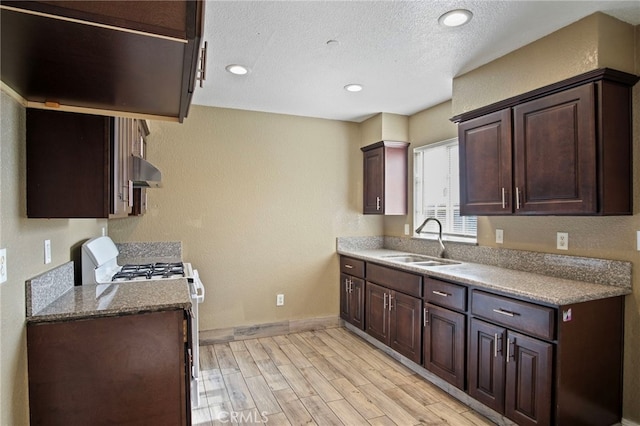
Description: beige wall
xmin=449 ymin=14 xmax=640 ymax=422
xmin=109 ymin=106 xmax=381 ymax=330
xmin=0 ymin=91 xmax=107 ymax=425
xmin=452 ymin=12 xmax=636 ymax=116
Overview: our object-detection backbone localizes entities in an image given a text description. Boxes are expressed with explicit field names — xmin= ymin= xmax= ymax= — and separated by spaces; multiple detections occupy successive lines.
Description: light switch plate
xmin=496 ymin=229 xmax=504 ymax=244
xmin=404 ymin=224 xmax=410 ymax=235
xmin=557 ymin=232 xmax=569 ymax=250
xmin=636 ymin=231 xmax=640 ymax=251
xmin=0 ymin=248 xmax=7 ymax=284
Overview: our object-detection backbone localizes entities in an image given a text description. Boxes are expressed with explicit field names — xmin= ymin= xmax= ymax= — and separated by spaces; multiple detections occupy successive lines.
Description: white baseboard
xmin=621 ymin=419 xmax=640 ymax=426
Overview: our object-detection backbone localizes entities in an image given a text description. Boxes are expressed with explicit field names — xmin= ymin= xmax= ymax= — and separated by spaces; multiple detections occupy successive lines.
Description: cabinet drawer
xmin=471 ymin=291 xmax=555 ymax=340
xmin=366 ymin=263 xmax=422 ymax=297
xmin=340 ymin=257 xmax=365 ymax=278
xmin=424 ymin=278 xmax=466 ymax=312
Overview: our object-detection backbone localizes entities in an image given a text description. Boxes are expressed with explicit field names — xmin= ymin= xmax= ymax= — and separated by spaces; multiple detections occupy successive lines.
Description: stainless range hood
xmin=131 ymin=156 xmax=162 ymax=188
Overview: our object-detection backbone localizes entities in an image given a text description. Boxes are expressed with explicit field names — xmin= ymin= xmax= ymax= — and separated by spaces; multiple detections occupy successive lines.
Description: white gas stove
xmin=81 ymin=236 xmax=192 ymax=284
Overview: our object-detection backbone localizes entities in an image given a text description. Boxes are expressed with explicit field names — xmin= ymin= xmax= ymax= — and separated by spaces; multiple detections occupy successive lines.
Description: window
xmin=414 ymin=138 xmax=477 ymax=241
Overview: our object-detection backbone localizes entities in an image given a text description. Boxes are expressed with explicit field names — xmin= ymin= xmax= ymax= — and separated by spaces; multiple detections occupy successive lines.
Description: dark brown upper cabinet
xmin=27 ymin=109 xmax=146 ymax=219
xmin=361 ymin=141 xmax=409 ymax=215
xmin=1 ymin=0 xmax=204 ymax=122
xmin=454 ymin=68 xmax=638 ymax=216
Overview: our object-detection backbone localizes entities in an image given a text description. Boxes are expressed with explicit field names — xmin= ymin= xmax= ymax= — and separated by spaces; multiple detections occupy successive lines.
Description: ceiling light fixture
xmin=225 ymin=64 xmax=249 ymax=75
xmin=438 ymin=9 xmax=473 ymax=27
xmin=344 ymin=84 xmax=363 ymax=92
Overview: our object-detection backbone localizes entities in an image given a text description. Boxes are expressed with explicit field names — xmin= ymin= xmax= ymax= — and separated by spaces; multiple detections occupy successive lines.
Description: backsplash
xmin=115 ymin=241 xmax=182 ymax=264
xmin=26 ymin=261 xmax=74 ymax=316
xmin=337 ymin=236 xmax=632 ymax=288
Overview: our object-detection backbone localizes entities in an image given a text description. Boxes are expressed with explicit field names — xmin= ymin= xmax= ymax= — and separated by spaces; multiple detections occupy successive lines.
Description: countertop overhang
xmin=27 ymin=277 xmax=191 ymax=324
xmin=338 ymin=248 xmax=631 ymax=306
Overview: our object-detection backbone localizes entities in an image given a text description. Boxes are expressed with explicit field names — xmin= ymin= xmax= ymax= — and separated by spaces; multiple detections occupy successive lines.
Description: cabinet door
xmin=458 ymin=109 xmax=512 ymax=215
xmin=26 ymin=109 xmax=110 ymax=218
xmin=513 ymin=83 xmax=596 ymax=214
xmin=389 ymin=291 xmax=422 ymax=364
xmin=111 ymin=117 xmax=134 ymax=218
xmin=349 ymin=277 xmax=366 ymax=330
xmin=339 ymin=273 xmax=351 ymax=322
xmin=423 ymin=303 xmax=465 ymax=390
xmin=365 ymin=282 xmax=389 ymax=344
xmin=363 ymin=147 xmax=384 ymax=214
xmin=469 ymin=318 xmax=506 ymax=414
xmin=505 ymin=331 xmax=553 ymax=426
xmin=27 ymin=310 xmax=189 ymax=425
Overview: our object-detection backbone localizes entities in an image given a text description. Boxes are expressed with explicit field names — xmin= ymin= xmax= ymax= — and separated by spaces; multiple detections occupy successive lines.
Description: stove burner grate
xmin=112 ymin=262 xmax=185 ymax=281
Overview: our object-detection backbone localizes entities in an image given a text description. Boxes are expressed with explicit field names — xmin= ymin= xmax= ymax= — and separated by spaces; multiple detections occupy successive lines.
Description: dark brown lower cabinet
xmin=505 ymin=330 xmax=553 ymax=426
xmin=423 ymin=303 xmax=465 ymax=390
xmin=27 ymin=310 xmax=190 ymax=426
xmin=366 ymin=282 xmax=422 ymax=364
xmin=340 ymin=273 xmax=365 ymax=330
xmin=469 ymin=318 xmax=553 ymax=426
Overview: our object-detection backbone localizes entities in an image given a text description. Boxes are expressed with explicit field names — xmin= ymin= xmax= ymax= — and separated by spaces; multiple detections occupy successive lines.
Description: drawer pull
xmin=344 ymin=264 xmax=354 ymax=269
xmin=492 ymin=308 xmax=517 ymax=317
xmin=432 ymin=290 xmax=450 ymax=297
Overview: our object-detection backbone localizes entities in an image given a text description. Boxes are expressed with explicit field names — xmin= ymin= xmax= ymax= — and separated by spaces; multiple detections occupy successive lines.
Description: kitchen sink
xmin=381 ymin=254 xmax=459 ymax=267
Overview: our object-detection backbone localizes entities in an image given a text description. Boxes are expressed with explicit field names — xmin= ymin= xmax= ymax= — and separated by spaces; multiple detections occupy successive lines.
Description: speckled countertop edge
xmin=338 ymin=248 xmax=631 ymax=306
xmin=27 ymin=278 xmax=191 ymax=324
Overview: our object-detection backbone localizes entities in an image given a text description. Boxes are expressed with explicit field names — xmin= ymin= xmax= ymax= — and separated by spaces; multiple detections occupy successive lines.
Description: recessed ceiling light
xmin=438 ymin=9 xmax=473 ymax=27
xmin=344 ymin=84 xmax=363 ymax=92
xmin=225 ymin=64 xmax=249 ymax=75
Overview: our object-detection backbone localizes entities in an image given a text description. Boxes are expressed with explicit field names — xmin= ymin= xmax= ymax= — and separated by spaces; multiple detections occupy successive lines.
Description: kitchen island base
xmin=27 ymin=309 xmax=191 ymax=426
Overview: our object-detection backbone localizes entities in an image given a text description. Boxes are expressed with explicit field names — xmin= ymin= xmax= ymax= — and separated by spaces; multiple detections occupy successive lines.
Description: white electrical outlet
xmin=276 ymin=294 xmax=285 ymax=306
xmin=404 ymin=224 xmax=410 ymax=236
xmin=557 ymin=232 xmax=569 ymax=250
xmin=44 ymin=240 xmax=52 ymax=264
xmin=0 ymin=248 xmax=7 ymax=284
xmin=496 ymin=229 xmax=504 ymax=244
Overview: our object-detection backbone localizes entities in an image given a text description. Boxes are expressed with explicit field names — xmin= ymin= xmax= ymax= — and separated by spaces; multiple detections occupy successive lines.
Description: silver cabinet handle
xmin=515 ymin=187 xmax=521 ymax=210
xmin=506 ymin=337 xmax=513 ymax=363
xmin=345 ymin=279 xmax=350 ymax=293
xmin=432 ymin=290 xmax=450 ymax=297
xmin=388 ymin=294 xmax=393 ymax=311
xmin=344 ymin=264 xmax=354 ymax=269
xmin=383 ymin=293 xmax=388 ymax=309
xmin=376 ymin=196 xmax=381 ymax=211
xmin=492 ymin=308 xmax=516 ymax=317
xmin=494 ymin=333 xmax=499 ymax=357
xmin=197 ymin=41 xmax=208 ymax=88
xmin=424 ymin=307 xmax=429 ymax=326
xmin=501 ymin=187 xmax=506 ymax=209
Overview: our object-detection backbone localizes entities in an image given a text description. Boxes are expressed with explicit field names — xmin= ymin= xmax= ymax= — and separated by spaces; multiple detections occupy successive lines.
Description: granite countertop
xmin=338 ymin=248 xmax=631 ymax=306
xmin=27 ymin=278 xmax=191 ymax=324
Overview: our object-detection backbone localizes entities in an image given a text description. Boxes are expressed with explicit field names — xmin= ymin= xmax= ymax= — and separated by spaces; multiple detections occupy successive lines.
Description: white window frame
xmin=413 ymin=137 xmax=477 ymax=243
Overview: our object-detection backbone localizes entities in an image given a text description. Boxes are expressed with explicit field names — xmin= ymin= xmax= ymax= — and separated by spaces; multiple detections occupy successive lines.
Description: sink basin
xmin=381 ymin=254 xmax=459 ymax=267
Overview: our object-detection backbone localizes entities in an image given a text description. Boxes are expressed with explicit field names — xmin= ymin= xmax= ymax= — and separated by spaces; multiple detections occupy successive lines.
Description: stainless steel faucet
xmin=415 ymin=217 xmax=446 ymax=258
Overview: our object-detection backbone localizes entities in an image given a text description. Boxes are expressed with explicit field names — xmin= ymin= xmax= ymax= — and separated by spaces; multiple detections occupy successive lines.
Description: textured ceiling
xmin=192 ymin=1 xmax=640 ymax=122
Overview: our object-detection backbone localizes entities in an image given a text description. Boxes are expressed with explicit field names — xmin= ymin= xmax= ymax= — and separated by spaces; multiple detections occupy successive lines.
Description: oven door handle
xmin=192 ymin=269 xmax=206 ymax=303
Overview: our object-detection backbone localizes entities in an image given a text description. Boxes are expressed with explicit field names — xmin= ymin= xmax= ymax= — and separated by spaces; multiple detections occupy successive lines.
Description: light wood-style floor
xmin=191 ymin=327 xmax=495 ymax=425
